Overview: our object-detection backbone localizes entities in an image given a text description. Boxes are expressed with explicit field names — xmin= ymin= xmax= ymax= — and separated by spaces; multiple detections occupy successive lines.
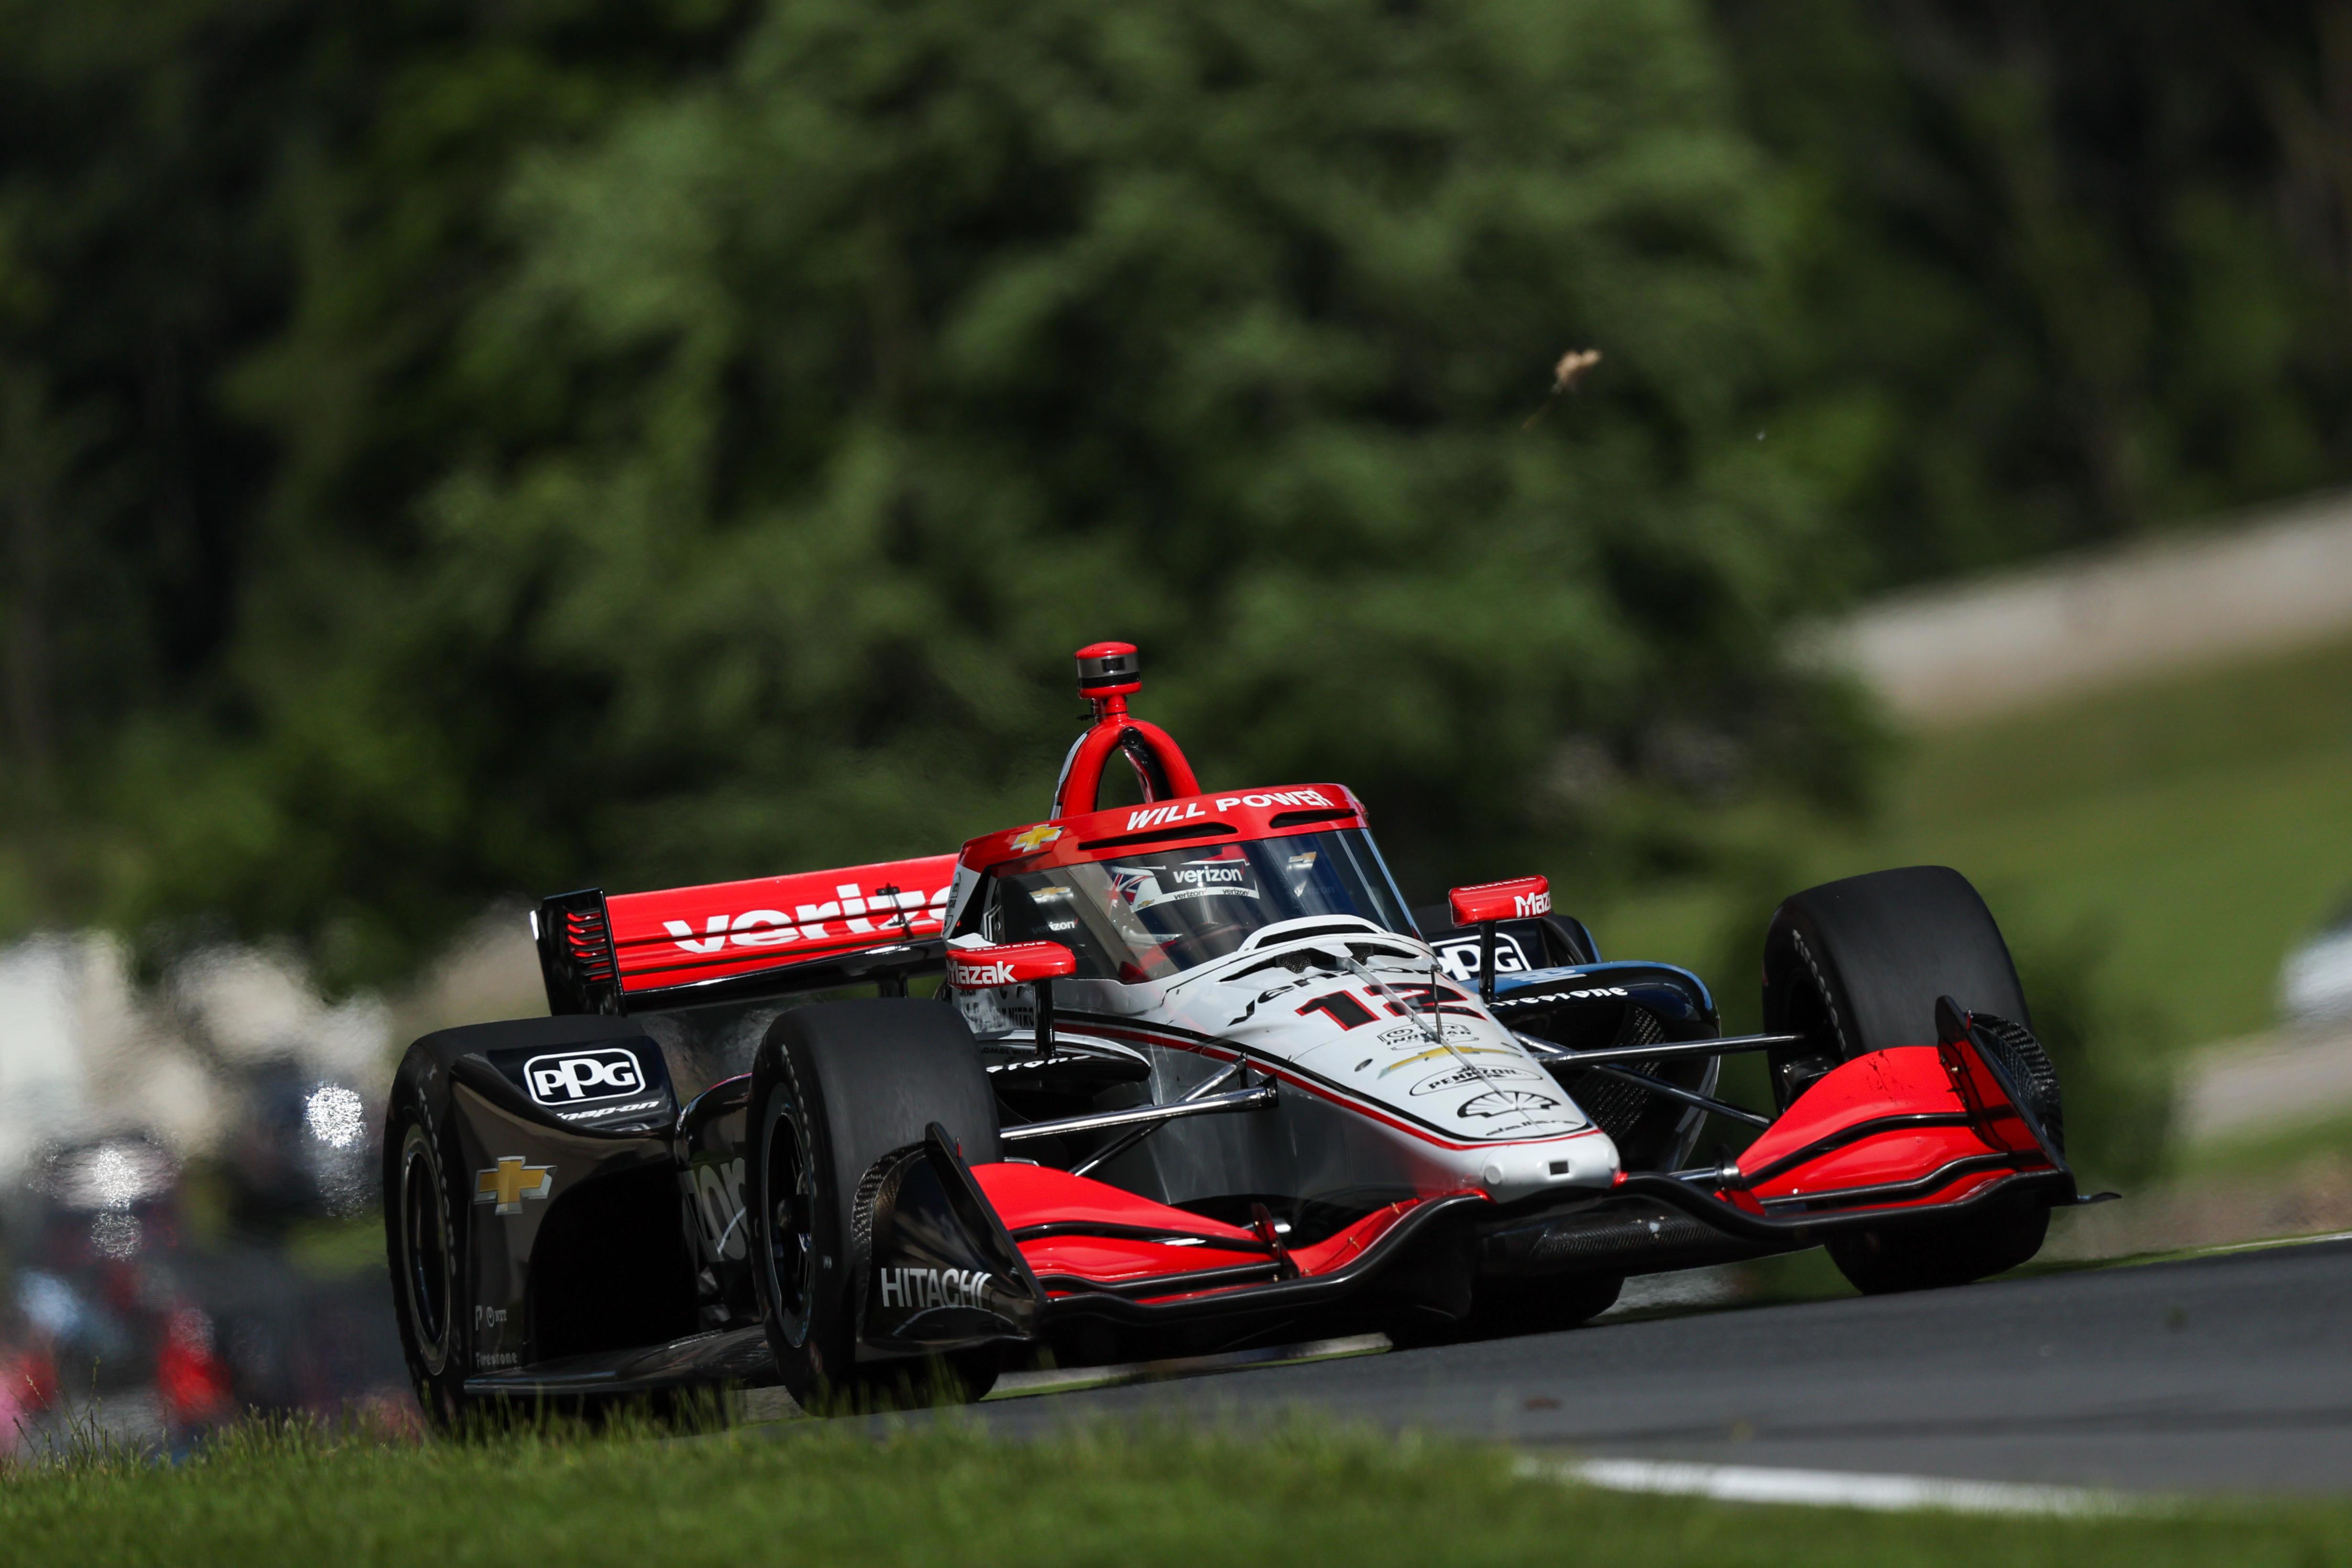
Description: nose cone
xmin=1476 ymin=1128 xmax=1621 ymax=1204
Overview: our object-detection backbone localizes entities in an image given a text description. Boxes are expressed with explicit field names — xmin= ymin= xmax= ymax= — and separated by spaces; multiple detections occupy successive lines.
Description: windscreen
xmin=984 ymin=830 xmax=1415 ymax=981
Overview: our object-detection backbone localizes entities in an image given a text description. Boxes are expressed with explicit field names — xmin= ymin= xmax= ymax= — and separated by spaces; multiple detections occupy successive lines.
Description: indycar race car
xmin=384 ymin=642 xmax=2089 ymax=1424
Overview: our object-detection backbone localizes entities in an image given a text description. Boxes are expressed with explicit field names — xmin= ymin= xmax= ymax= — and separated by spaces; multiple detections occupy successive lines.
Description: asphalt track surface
xmin=848 ymin=1236 xmax=2352 ymax=1496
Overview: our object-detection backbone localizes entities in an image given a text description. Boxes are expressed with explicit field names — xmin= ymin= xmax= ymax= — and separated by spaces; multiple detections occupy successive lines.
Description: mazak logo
xmin=524 ymin=1048 xmax=643 ymax=1106
xmin=950 ymin=955 xmax=1019 ymax=988
xmin=877 ymin=1266 xmax=995 ymax=1312
xmin=1515 ymin=889 xmax=1553 ymax=917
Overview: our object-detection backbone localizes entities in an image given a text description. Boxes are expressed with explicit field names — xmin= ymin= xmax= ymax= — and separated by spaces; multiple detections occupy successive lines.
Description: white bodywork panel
xmin=963 ymin=918 xmax=1621 ymax=1207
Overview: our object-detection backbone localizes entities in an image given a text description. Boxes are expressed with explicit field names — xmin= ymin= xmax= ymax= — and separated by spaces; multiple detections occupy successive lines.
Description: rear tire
xmin=383 ymin=1055 xmax=478 ymax=1431
xmin=1760 ymin=866 xmax=2058 ymax=1296
xmin=746 ymin=998 xmax=1006 ymax=1412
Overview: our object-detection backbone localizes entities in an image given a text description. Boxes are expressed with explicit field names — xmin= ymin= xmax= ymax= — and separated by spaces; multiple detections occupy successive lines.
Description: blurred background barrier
xmin=1815 ymin=493 xmax=2352 ymax=724
xmin=4 ymin=0 xmax=2352 ymax=1416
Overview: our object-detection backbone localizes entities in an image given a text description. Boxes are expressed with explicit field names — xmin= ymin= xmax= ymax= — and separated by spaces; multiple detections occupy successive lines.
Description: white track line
xmin=1524 ymin=1456 xmax=2145 ymax=1516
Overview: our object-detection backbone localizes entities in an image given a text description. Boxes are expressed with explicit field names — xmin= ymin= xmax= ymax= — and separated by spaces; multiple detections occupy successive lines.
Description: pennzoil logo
xmin=474 ymin=1156 xmax=554 ymax=1216
xmin=877 ymin=1266 xmax=995 ymax=1311
xmin=1408 ymin=1063 xmax=1543 ymax=1096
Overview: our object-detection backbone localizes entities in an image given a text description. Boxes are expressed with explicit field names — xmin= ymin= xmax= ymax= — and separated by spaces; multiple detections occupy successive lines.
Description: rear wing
xmin=534 ymin=854 xmax=962 ymax=1015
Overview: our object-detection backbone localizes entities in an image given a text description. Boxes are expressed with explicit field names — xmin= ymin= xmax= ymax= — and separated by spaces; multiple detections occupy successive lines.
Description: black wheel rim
xmin=761 ymin=1089 xmax=818 ymax=1348
xmin=399 ymin=1122 xmax=454 ymax=1373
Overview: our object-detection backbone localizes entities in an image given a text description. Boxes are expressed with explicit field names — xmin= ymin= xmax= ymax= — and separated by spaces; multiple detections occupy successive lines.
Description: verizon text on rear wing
xmin=535 ymin=854 xmax=960 ymax=1015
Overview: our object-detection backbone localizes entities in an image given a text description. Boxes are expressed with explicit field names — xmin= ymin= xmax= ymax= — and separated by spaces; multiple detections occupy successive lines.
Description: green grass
xmin=284 ymin=1215 xmax=391 ymax=1280
xmin=1591 ymin=634 xmax=2352 ymax=1053
xmin=7 ymin=1417 xmax=2352 ymax=1567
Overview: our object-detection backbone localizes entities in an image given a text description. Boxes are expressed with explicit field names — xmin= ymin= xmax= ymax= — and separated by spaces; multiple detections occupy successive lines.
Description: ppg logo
xmin=524 ymin=1048 xmax=644 ymax=1105
xmin=1433 ymin=934 xmax=1529 ymax=985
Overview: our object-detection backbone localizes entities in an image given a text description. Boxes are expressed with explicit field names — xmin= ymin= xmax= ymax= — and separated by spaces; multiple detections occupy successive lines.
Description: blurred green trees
xmin=3 ymin=0 xmax=2352 ymax=984
xmin=1715 ymin=0 xmax=2352 ymax=580
xmin=12 ymin=0 xmax=1846 ymax=981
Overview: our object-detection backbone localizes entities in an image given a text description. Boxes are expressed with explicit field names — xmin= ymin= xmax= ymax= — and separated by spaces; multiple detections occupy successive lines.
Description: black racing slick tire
xmin=384 ymin=1051 xmax=477 ymax=1431
xmin=1761 ymin=865 xmax=2031 ymax=1106
xmin=1760 ymin=865 xmax=2058 ymax=1295
xmin=746 ymin=998 xmax=1006 ymax=1412
xmin=1824 ymin=1197 xmax=2051 ymax=1296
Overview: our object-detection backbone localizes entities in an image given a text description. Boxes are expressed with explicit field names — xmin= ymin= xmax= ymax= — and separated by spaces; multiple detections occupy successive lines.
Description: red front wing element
xmin=952 ymin=1033 xmax=2070 ymax=1320
xmin=1734 ymin=1045 xmax=2046 ymax=1212
xmin=972 ymin=1162 xmax=1484 ymax=1307
xmin=1617 ymin=1031 xmax=2072 ymax=1238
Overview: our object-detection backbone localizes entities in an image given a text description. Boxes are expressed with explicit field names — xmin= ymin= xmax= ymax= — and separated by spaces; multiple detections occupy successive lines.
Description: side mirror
xmin=947 ymin=941 xmax=1077 ymax=1057
xmin=1444 ymin=876 xmax=1551 ymax=1004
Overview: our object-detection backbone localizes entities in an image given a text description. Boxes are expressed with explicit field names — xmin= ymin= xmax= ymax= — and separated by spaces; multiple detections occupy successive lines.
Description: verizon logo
xmin=1169 ymin=863 xmax=1246 ymax=887
xmin=662 ymin=884 xmax=952 ymax=954
xmin=1125 ymin=789 xmax=1334 ymax=833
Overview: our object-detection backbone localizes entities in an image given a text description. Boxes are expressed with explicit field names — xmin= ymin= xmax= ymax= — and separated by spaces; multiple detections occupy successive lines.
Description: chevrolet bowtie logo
xmin=1009 ymin=824 xmax=1062 ymax=853
xmin=474 ymin=1156 xmax=555 ymax=1216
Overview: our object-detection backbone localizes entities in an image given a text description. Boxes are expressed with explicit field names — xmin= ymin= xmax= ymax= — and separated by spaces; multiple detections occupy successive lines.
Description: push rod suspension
xmin=1515 ymin=1031 xmax=1805 ymax=1069
xmin=1000 ymin=1083 xmax=1277 ymax=1146
xmin=1069 ymin=1056 xmax=1252 ymax=1178
xmin=1571 ymin=1062 xmax=1772 ymax=1130
xmin=1513 ymin=1030 xmax=1775 ymax=1130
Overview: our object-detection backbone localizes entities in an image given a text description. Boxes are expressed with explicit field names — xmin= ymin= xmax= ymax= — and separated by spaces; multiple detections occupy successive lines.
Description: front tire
xmin=1761 ymin=866 xmax=2059 ymax=1295
xmin=1467 ymin=1273 xmax=1623 ymax=1339
xmin=746 ymin=998 xmax=1006 ymax=1411
xmin=1825 ymin=1199 xmax=2050 ymax=1294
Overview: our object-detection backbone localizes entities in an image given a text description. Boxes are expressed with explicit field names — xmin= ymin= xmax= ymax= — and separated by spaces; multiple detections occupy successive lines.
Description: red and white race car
xmin=384 ymin=642 xmax=2088 ymax=1420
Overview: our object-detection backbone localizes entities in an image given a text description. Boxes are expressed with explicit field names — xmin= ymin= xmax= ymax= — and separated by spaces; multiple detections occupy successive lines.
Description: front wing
xmin=855 ymin=1028 xmax=2083 ymax=1359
